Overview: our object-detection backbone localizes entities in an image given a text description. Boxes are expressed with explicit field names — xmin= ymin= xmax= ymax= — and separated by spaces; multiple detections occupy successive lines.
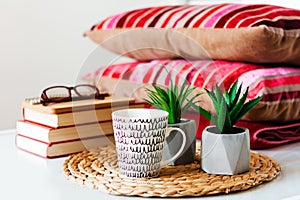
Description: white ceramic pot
xmin=201 ymin=126 xmax=250 ymax=175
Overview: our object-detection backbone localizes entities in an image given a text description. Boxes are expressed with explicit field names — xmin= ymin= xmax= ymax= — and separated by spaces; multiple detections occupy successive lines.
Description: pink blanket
xmin=184 ymin=112 xmax=300 ymax=149
xmin=237 ymin=120 xmax=300 ymax=149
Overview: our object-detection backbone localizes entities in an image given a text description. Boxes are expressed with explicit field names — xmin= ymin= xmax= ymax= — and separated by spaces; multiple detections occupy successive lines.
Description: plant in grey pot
xmin=190 ymin=80 xmax=262 ymax=175
xmin=144 ymin=78 xmax=201 ymax=166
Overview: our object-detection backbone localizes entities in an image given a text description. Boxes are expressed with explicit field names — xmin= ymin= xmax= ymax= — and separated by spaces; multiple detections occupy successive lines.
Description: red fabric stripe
xmin=192 ymin=4 xmax=229 ymax=28
xmin=102 ymin=65 xmax=116 ymax=77
xmin=225 ymin=6 xmax=279 ymax=28
xmin=101 ymin=62 xmax=136 ymax=78
xmin=124 ymin=8 xmax=153 ymax=28
xmin=135 ymin=6 xmax=172 ymax=28
xmin=248 ymin=75 xmax=300 ymax=98
xmin=172 ymin=7 xmax=198 ymax=28
xmin=162 ymin=6 xmax=195 ymax=28
xmin=164 ymin=60 xmax=185 ymax=85
xmin=186 ymin=62 xmax=204 ymax=84
xmin=121 ymin=62 xmax=140 ymax=80
xmin=183 ymin=5 xmax=214 ymax=27
xmin=253 ymin=19 xmax=300 ymax=30
xmin=222 ymin=64 xmax=263 ymax=89
xmin=142 ymin=64 xmax=155 ymax=84
xmin=148 ymin=6 xmax=181 ymax=27
xmin=152 ymin=63 xmax=167 ymax=84
xmin=193 ymin=74 xmax=205 ymax=88
xmin=175 ymin=62 xmax=193 ymax=84
xmin=207 ymin=62 xmax=240 ymax=88
xmin=262 ymin=90 xmax=300 ymax=102
xmin=194 ymin=61 xmax=226 ymax=88
xmin=214 ymin=4 xmax=266 ymax=28
xmin=111 ymin=63 xmax=132 ymax=78
xmin=116 ymin=10 xmax=140 ymax=28
xmin=96 ymin=19 xmax=107 ymax=29
xmin=239 ymin=9 xmax=300 ymax=28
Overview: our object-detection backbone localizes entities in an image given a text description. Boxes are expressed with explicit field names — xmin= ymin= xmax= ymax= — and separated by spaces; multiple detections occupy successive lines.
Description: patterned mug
xmin=112 ymin=108 xmax=186 ymax=178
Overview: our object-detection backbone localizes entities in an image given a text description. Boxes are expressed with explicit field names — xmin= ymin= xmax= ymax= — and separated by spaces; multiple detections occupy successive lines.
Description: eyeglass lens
xmin=45 ymin=86 xmax=70 ymax=99
xmin=74 ymin=85 xmax=98 ymax=97
xmin=41 ymin=84 xmax=108 ymax=105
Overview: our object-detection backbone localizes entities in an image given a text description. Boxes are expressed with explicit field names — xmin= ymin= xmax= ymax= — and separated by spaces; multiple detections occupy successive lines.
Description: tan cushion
xmin=84 ymin=4 xmax=300 ymax=65
xmin=84 ymin=27 xmax=300 ymax=65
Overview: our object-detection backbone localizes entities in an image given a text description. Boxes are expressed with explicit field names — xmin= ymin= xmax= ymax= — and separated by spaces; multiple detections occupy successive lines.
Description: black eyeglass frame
xmin=40 ymin=84 xmax=108 ymax=106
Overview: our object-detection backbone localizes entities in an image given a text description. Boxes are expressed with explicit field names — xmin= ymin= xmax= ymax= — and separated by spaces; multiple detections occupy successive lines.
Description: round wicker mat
xmin=63 ymin=145 xmax=280 ymax=197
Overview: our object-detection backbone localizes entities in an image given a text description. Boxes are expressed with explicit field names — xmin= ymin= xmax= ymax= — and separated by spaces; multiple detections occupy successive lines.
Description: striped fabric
xmin=84 ymin=4 xmax=300 ymax=122
xmin=85 ymin=59 xmax=300 ymax=104
xmin=93 ymin=4 xmax=300 ymax=30
xmin=85 ymin=59 xmax=300 ymax=122
xmin=85 ymin=3 xmax=300 ymax=65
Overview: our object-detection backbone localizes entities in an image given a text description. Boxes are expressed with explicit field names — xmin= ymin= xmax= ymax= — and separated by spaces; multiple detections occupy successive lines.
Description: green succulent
xmin=144 ymin=78 xmax=201 ymax=124
xmin=190 ymin=80 xmax=262 ymax=134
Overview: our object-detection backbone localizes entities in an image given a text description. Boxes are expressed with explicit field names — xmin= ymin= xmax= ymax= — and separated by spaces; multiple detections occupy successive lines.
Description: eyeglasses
xmin=40 ymin=84 xmax=109 ymax=106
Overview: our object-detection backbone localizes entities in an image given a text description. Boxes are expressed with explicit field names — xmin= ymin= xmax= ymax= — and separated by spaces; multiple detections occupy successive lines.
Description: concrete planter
xmin=163 ymin=119 xmax=196 ymax=166
xmin=201 ymin=126 xmax=250 ymax=175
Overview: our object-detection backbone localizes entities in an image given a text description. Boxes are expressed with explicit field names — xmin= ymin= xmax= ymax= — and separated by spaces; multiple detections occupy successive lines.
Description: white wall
xmin=0 ymin=0 xmax=186 ymax=130
xmin=0 ymin=0 xmax=299 ymax=130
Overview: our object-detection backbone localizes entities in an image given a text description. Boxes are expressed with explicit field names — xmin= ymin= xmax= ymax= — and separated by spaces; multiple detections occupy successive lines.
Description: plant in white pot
xmin=144 ymin=78 xmax=201 ymax=166
xmin=190 ymin=80 xmax=262 ymax=175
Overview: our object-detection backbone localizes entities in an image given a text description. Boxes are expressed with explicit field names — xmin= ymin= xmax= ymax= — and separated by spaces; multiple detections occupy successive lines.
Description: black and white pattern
xmin=112 ymin=109 xmax=169 ymax=178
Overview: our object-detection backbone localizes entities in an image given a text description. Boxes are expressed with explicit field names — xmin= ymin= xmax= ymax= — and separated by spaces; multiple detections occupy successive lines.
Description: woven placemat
xmin=63 ymin=145 xmax=280 ymax=197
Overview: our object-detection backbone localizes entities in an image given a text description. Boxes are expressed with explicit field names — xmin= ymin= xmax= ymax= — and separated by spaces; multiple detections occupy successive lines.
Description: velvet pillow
xmin=83 ymin=59 xmax=300 ymax=122
xmin=84 ymin=4 xmax=300 ymax=65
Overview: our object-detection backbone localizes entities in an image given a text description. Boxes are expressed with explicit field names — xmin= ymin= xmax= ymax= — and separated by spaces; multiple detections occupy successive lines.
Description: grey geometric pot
xmin=201 ymin=126 xmax=250 ymax=175
xmin=163 ymin=119 xmax=196 ymax=166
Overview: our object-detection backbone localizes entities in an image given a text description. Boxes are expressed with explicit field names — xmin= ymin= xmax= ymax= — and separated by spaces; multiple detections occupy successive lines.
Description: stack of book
xmin=16 ymin=96 xmax=144 ymax=158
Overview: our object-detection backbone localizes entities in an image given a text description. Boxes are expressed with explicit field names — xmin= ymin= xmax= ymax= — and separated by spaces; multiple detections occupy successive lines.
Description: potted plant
xmin=144 ymin=77 xmax=201 ymax=165
xmin=190 ymin=80 xmax=262 ymax=175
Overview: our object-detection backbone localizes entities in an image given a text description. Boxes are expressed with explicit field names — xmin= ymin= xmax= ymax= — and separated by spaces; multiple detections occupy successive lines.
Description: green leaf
xmin=189 ymin=101 xmax=212 ymax=122
xmin=205 ymin=88 xmax=217 ymax=102
xmin=174 ymin=84 xmax=179 ymax=97
xmin=145 ymin=89 xmax=170 ymax=111
xmin=187 ymin=80 xmax=262 ymax=133
xmin=179 ymin=86 xmax=195 ymax=109
xmin=228 ymin=81 xmax=238 ymax=102
xmin=205 ymin=89 xmax=220 ymax=114
xmin=179 ymin=80 xmax=191 ymax=105
xmin=216 ymin=97 xmax=226 ymax=132
xmin=231 ymin=95 xmax=262 ymax=124
xmin=182 ymin=93 xmax=202 ymax=114
xmin=229 ymin=83 xmax=242 ymax=111
xmin=153 ymin=85 xmax=169 ymax=103
xmin=167 ymin=89 xmax=175 ymax=121
xmin=174 ymin=97 xmax=181 ymax=123
xmin=224 ymin=90 xmax=231 ymax=107
xmin=179 ymin=79 xmax=189 ymax=97
xmin=214 ymin=84 xmax=223 ymax=104
xmin=229 ymin=86 xmax=249 ymax=123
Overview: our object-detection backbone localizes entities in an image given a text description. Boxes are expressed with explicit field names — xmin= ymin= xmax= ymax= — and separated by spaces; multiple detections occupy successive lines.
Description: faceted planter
xmin=201 ymin=126 xmax=250 ymax=175
xmin=163 ymin=119 xmax=196 ymax=166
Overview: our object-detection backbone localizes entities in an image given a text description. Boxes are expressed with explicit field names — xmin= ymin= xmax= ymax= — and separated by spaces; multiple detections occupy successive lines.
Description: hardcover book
xmin=15 ymin=134 xmax=115 ymax=158
xmin=22 ymin=96 xmax=144 ymax=127
xmin=22 ymin=96 xmax=137 ymax=114
xmin=16 ymin=120 xmax=114 ymax=143
xmin=17 ymin=95 xmax=144 ymax=158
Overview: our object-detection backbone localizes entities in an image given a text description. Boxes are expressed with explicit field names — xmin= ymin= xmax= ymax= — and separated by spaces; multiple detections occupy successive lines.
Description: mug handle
xmin=160 ymin=127 xmax=187 ymax=167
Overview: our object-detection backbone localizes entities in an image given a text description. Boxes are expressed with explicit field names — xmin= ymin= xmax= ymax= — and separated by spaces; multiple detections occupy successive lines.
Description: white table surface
xmin=1 ymin=129 xmax=300 ymax=200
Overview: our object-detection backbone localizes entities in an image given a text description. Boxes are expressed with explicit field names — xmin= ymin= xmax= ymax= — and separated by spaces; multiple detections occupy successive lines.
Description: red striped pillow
xmin=84 ymin=4 xmax=300 ymax=65
xmin=84 ymin=59 xmax=300 ymax=122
